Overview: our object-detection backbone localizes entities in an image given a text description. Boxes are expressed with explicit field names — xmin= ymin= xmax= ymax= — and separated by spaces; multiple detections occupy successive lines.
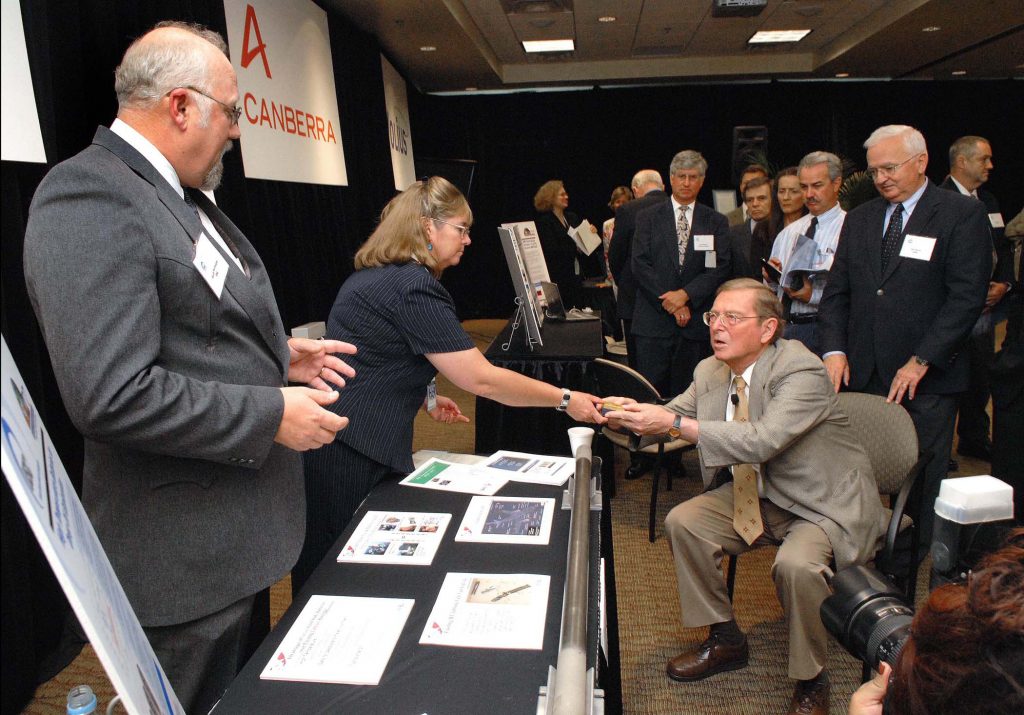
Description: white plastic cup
xmin=567 ymin=427 xmax=595 ymax=458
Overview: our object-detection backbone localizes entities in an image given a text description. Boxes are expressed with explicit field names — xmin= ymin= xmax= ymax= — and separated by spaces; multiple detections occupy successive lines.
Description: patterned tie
xmin=880 ymin=203 xmax=903 ymax=270
xmin=676 ymin=205 xmax=690 ymax=267
xmin=731 ymin=376 xmax=764 ymax=545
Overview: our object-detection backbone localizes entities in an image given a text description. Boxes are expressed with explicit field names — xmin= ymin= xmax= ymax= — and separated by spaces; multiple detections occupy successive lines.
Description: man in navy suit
xmin=608 ymin=168 xmax=668 ymax=366
xmin=819 ymin=125 xmax=990 ymax=550
xmin=632 ymin=150 xmax=731 ymax=398
xmin=939 ymin=136 xmax=1014 ymax=462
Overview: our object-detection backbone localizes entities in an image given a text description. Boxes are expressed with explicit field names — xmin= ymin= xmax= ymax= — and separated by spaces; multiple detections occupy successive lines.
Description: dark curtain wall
xmin=0 ymin=3 xmax=393 ymax=711
xmin=410 ymin=80 xmax=1024 ymax=318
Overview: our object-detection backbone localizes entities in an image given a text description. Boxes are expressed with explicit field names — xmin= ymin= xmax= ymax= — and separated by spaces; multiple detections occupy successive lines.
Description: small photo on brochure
xmin=338 ymin=511 xmax=451 ymax=566
xmin=455 ymin=496 xmax=555 ymax=545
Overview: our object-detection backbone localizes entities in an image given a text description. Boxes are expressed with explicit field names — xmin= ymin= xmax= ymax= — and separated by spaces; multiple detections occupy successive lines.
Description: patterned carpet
xmin=18 ymin=318 xmax=975 ymax=714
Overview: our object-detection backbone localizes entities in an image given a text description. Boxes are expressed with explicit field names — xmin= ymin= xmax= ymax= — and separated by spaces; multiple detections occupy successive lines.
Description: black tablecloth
xmin=215 ymin=465 xmax=616 ymax=714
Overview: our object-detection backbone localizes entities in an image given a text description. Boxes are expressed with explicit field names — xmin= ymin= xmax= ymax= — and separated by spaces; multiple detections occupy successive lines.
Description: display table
xmin=214 ymin=453 xmax=619 ymax=714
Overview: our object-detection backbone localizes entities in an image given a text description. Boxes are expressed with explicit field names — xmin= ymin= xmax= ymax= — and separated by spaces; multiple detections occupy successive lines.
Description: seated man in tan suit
xmin=604 ymin=278 xmax=886 ymax=715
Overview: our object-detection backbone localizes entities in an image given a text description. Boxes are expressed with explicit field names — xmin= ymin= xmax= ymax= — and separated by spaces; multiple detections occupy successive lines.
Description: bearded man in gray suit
xmin=604 ymin=279 xmax=885 ymax=715
xmin=23 ymin=22 xmax=355 ymax=713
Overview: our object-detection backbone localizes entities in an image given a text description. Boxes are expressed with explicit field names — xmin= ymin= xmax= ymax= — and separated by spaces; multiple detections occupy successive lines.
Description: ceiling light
xmin=420 ymin=46 xmax=436 ymax=52
xmin=748 ymin=29 xmax=811 ymax=44
xmin=522 ymin=39 xmax=575 ymax=53
xmin=598 ymin=16 xmax=617 ymax=23
xmin=834 ymin=72 xmax=850 ymax=78
xmin=464 ymin=87 xmax=478 ymax=91
xmin=922 ymin=26 xmax=941 ymax=32
xmin=951 ymin=70 xmax=967 ymax=75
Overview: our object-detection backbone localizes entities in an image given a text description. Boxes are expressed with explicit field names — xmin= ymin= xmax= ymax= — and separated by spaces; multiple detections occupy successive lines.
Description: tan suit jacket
xmin=664 ymin=339 xmax=886 ymax=569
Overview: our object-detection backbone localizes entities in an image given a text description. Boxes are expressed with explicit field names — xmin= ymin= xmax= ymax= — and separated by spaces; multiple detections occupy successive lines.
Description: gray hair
xmin=631 ymin=169 xmax=664 ymax=191
xmin=949 ymin=135 xmax=989 ymax=166
xmin=115 ymin=21 xmax=228 ymax=119
xmin=670 ymin=150 xmax=707 ymax=177
xmin=716 ymin=278 xmax=784 ymax=343
xmin=799 ymin=151 xmax=842 ymax=181
xmin=863 ymin=125 xmax=927 ymax=156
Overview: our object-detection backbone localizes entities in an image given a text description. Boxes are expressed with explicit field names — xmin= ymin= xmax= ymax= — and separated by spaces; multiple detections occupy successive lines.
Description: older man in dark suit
xmin=608 ymin=168 xmax=668 ymax=366
xmin=23 ymin=22 xmax=355 ymax=713
xmin=819 ymin=124 xmax=990 ymax=551
xmin=632 ymin=150 xmax=731 ymax=398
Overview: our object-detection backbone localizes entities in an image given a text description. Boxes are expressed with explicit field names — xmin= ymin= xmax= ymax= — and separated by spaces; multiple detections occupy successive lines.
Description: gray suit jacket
xmin=664 ymin=339 xmax=886 ymax=569
xmin=23 ymin=126 xmax=303 ymax=625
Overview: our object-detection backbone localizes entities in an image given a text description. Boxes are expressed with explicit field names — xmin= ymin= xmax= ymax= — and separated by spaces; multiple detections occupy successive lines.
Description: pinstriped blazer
xmin=664 ymin=339 xmax=887 ymax=569
xmin=23 ymin=126 xmax=302 ymax=625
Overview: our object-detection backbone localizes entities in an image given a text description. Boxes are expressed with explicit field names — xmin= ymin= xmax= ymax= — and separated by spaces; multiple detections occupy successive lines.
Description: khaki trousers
xmin=665 ymin=482 xmax=833 ymax=680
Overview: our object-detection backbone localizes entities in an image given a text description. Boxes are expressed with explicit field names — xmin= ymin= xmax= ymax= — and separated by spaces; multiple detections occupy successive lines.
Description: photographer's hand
xmin=848 ymin=661 xmax=891 ymax=715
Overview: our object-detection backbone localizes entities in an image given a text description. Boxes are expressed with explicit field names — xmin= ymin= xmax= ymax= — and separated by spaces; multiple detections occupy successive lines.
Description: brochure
xmin=455 ymin=496 xmax=555 ymax=545
xmin=400 ymin=457 xmax=507 ymax=495
xmin=338 ymin=511 xmax=452 ymax=566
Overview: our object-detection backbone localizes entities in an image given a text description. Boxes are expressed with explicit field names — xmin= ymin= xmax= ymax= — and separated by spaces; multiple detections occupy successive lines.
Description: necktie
xmin=805 ymin=216 xmax=818 ymax=240
xmin=185 ymin=189 xmax=251 ymax=279
xmin=881 ymin=203 xmax=903 ymax=270
xmin=731 ymin=376 xmax=764 ymax=545
xmin=677 ymin=205 xmax=690 ymax=267
xmin=183 ymin=190 xmax=201 ymax=221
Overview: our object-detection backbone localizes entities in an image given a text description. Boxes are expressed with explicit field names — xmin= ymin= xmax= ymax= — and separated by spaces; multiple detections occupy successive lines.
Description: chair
xmin=726 ymin=391 xmax=931 ymax=608
xmin=591 ymin=358 xmax=693 ymax=542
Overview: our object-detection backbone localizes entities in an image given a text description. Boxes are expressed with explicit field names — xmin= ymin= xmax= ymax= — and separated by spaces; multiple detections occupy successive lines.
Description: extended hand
xmin=274 ymin=387 xmax=348 ymax=451
xmin=605 ymin=403 xmax=674 ymax=435
xmin=823 ymin=354 xmax=849 ymax=393
xmin=428 ymin=395 xmax=470 ymax=424
xmin=887 ymin=357 xmax=928 ymax=404
xmin=566 ymin=392 xmax=607 ymax=424
xmin=287 ymin=338 xmax=357 ymax=391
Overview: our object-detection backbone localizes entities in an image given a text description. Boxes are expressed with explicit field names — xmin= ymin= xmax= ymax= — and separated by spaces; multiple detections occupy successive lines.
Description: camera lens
xmin=821 ymin=566 xmax=913 ymax=671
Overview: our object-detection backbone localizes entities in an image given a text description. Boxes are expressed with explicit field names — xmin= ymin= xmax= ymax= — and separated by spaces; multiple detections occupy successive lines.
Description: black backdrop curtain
xmin=410 ymin=80 xmax=1024 ymax=319
xmin=1 ymin=2 xmax=394 ymax=711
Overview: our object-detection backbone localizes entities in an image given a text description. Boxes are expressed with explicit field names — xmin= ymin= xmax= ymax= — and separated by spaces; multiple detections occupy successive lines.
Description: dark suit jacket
xmin=727 ymin=219 xmax=759 ymax=280
xmin=23 ymin=126 xmax=303 ymax=626
xmin=535 ymin=210 xmax=583 ymax=305
xmin=939 ymin=176 xmax=1014 ymax=285
xmin=631 ymin=200 xmax=731 ymax=340
xmin=819 ymin=180 xmax=991 ymax=394
xmin=607 ymin=189 xmax=668 ymax=320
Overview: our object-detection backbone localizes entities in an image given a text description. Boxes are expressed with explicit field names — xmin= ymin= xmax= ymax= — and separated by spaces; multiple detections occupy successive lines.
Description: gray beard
xmin=200 ymin=140 xmax=233 ymax=192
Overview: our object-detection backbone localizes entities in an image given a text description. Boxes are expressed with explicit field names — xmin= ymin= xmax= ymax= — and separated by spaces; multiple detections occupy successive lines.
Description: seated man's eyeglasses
xmin=703 ymin=311 xmax=759 ymax=327
xmin=865 ymin=153 xmax=923 ymax=180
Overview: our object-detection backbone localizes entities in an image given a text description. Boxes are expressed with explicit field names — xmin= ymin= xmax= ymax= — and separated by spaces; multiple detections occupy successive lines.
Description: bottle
xmin=67 ymin=684 xmax=97 ymax=715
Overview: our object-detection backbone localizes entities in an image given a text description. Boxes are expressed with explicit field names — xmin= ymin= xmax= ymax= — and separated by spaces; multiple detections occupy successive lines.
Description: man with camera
xmin=604 ymin=279 xmax=887 ymax=715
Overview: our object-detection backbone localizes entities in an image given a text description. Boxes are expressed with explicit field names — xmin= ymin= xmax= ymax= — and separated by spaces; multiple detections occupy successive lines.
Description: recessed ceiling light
xmin=420 ymin=46 xmax=436 ymax=52
xmin=748 ymin=29 xmax=812 ymax=44
xmin=598 ymin=16 xmax=617 ymax=23
xmin=522 ymin=39 xmax=575 ymax=53
xmin=922 ymin=26 xmax=941 ymax=32
xmin=951 ymin=70 xmax=967 ymax=75
xmin=835 ymin=72 xmax=850 ymax=78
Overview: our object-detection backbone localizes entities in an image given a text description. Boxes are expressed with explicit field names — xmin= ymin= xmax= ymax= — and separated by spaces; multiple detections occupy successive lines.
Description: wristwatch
xmin=555 ymin=388 xmax=572 ymax=412
xmin=668 ymin=414 xmax=683 ymax=438
xmin=913 ymin=355 xmax=929 ymax=367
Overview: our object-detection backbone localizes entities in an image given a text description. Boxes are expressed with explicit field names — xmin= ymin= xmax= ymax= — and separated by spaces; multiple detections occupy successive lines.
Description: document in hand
xmin=780 ymin=233 xmax=830 ymax=289
xmin=568 ymin=219 xmax=603 ymax=256
xmin=260 ymin=595 xmax=413 ymax=685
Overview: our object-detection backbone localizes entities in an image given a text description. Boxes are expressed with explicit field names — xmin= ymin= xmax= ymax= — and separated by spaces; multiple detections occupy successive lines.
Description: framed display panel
xmin=497 ymin=227 xmax=544 ymax=349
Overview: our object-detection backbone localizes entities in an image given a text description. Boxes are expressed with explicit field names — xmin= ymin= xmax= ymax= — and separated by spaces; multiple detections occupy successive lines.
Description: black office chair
xmin=591 ymin=358 xmax=693 ymax=542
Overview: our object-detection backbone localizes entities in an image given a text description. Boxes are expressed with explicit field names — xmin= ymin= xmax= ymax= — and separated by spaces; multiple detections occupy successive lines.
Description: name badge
xmin=193 ymin=233 xmax=226 ymax=298
xmin=704 ymin=250 xmax=717 ymax=268
xmin=692 ymin=234 xmax=715 ymax=251
xmin=426 ymin=378 xmax=437 ymax=412
xmin=989 ymin=212 xmax=1005 ymax=228
xmin=900 ymin=234 xmax=936 ymax=262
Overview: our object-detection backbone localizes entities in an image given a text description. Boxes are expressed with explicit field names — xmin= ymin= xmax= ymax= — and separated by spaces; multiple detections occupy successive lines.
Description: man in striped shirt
xmin=768 ymin=151 xmax=845 ymax=356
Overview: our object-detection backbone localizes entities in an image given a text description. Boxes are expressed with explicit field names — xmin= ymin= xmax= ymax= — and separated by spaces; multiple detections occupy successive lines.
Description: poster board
xmin=497 ymin=227 xmax=544 ymax=348
xmin=1 ymin=335 xmax=183 ymax=715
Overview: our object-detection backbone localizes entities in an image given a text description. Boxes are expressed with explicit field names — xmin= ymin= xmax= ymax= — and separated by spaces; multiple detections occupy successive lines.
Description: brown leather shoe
xmin=788 ymin=678 xmax=830 ymax=715
xmin=665 ymin=633 xmax=749 ymax=682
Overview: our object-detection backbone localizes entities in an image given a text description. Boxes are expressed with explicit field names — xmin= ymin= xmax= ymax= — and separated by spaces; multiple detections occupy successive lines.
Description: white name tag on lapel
xmin=989 ymin=212 xmax=1005 ymax=228
xmin=693 ymin=234 xmax=715 ymax=251
xmin=900 ymin=234 xmax=936 ymax=261
xmin=193 ymin=233 xmax=227 ymax=298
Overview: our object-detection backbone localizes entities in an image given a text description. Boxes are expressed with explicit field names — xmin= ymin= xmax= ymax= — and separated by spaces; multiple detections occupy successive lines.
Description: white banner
xmin=381 ymin=55 xmax=416 ymax=191
xmin=1 ymin=0 xmax=46 ymax=163
xmin=224 ymin=0 xmax=348 ymax=186
xmin=1 ymin=335 xmax=183 ymax=715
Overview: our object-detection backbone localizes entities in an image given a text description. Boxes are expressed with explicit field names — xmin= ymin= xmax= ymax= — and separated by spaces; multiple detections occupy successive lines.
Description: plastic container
xmin=933 ymin=475 xmax=1014 ymax=524
xmin=67 ymin=684 xmax=97 ymax=715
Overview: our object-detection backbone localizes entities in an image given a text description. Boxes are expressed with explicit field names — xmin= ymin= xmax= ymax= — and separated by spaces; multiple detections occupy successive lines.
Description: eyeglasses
xmin=866 ymin=153 xmax=922 ymax=180
xmin=434 ymin=219 xmax=471 ymax=238
xmin=703 ymin=311 xmax=759 ymax=327
xmin=175 ymin=86 xmax=242 ymax=126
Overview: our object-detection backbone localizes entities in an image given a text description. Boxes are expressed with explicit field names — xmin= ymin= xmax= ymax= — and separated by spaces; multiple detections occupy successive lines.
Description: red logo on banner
xmin=241 ymin=4 xmax=272 ymax=79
